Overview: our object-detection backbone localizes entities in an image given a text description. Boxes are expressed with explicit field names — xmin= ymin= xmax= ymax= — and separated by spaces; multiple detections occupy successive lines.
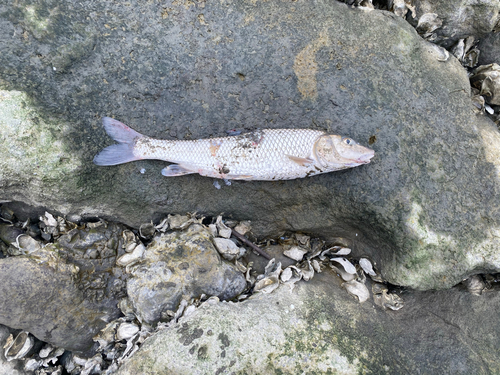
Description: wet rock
xmin=409 ymin=0 xmax=500 ymax=47
xmin=0 ymin=246 xmax=121 ymax=353
xmin=478 ymin=32 xmax=500 ymax=66
xmin=117 ymin=269 xmax=500 ymax=375
xmin=1 ymin=1 xmax=500 ymax=290
xmin=126 ymin=225 xmax=246 ymax=324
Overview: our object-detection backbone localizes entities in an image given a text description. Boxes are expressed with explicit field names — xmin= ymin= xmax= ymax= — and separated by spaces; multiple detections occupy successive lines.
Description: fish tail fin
xmin=93 ymin=117 xmax=143 ymax=166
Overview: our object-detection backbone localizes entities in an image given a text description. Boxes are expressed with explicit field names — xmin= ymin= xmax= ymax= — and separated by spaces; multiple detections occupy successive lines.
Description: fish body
xmin=94 ymin=117 xmax=374 ymax=180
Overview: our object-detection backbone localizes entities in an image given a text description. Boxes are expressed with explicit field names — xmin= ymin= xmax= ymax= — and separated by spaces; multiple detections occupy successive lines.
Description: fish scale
xmin=135 ymin=129 xmax=325 ymax=180
xmin=93 ymin=117 xmax=375 ymax=181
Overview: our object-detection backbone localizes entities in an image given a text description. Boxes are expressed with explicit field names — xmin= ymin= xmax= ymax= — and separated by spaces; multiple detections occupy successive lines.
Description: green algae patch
xmin=0 ymin=90 xmax=81 ymax=188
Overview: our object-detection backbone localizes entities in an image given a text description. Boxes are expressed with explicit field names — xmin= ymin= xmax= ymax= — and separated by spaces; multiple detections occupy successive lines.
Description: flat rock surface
xmin=117 ymin=269 xmax=500 ymax=375
xmin=1 ymin=0 xmax=500 ymax=289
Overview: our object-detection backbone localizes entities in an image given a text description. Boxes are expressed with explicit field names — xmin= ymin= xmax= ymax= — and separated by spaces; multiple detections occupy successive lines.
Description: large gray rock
xmin=127 ymin=224 xmax=246 ymax=324
xmin=1 ymin=1 xmax=500 ymax=290
xmin=409 ymin=0 xmax=500 ymax=47
xmin=0 ymin=248 xmax=120 ymax=353
xmin=478 ymin=31 xmax=500 ymax=65
xmin=117 ymin=269 xmax=500 ymax=375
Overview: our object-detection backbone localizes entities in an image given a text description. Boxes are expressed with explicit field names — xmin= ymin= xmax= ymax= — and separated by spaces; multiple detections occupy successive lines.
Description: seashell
xmin=234 ymin=220 xmax=251 ymax=236
xmin=4 ymin=331 xmax=35 ymax=361
xmin=116 ymin=323 xmax=140 ymax=341
xmin=213 ymin=180 xmax=221 ymax=189
xmin=208 ymin=224 xmax=218 ymax=237
xmin=330 ymin=257 xmax=357 ymax=274
xmin=139 ymin=223 xmax=155 ymax=239
xmin=116 ymin=243 xmax=145 ymax=267
xmin=392 ymin=0 xmax=407 ymax=18
xmin=294 ymin=233 xmax=310 ymax=247
xmin=154 ymin=218 xmax=169 ymax=232
xmin=167 ymin=214 xmax=194 ymax=230
xmin=330 ymin=264 xmax=356 ymax=282
xmin=264 ymin=258 xmax=282 ymax=278
xmin=80 ymin=354 xmax=103 ymax=375
xmin=283 ymin=246 xmax=308 ymax=261
xmin=93 ymin=320 xmax=120 ymax=349
xmin=280 ymin=267 xmax=293 ymax=282
xmin=311 ymin=259 xmax=322 ymax=273
xmin=14 ymin=234 xmax=41 ymax=254
xmin=470 ymin=64 xmax=500 ymax=105
xmin=463 ymin=275 xmax=485 ymax=296
xmin=371 ymin=282 xmax=388 ymax=295
xmin=39 ymin=344 xmax=54 ymax=358
xmin=359 ymin=258 xmax=376 ymax=276
xmin=342 ymin=280 xmax=370 ymax=303
xmin=299 ymin=260 xmax=315 ymax=281
xmin=235 ymin=260 xmax=247 ymax=273
xmin=416 ymin=13 xmax=442 ymax=35
xmin=42 ymin=212 xmax=58 ymax=227
xmin=213 ymin=237 xmax=241 ymax=261
xmin=254 ymin=275 xmax=280 ymax=294
xmin=24 ymin=358 xmax=42 ymax=371
xmin=319 ymin=246 xmax=350 ymax=260
xmin=118 ymin=298 xmax=136 ymax=319
xmin=215 ymin=216 xmax=232 ymax=238
xmin=374 ymin=290 xmax=404 ymax=310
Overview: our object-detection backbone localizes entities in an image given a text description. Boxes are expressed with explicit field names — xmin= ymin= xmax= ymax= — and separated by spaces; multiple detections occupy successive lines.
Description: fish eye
xmin=343 ymin=138 xmax=353 ymax=145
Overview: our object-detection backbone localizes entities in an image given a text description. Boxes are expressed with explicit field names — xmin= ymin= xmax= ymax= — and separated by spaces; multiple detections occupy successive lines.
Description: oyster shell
xmin=215 ymin=215 xmax=232 ymax=238
xmin=470 ymin=64 xmax=500 ymax=105
xmin=373 ymin=290 xmax=405 ymax=310
xmin=359 ymin=258 xmax=376 ymax=276
xmin=330 ymin=257 xmax=357 ymax=274
xmin=116 ymin=243 xmax=145 ymax=267
xmin=116 ymin=323 xmax=140 ymax=341
xmin=416 ymin=13 xmax=442 ymax=37
xmin=234 ymin=221 xmax=251 ymax=236
xmin=4 ymin=331 xmax=35 ymax=361
xmin=213 ymin=237 xmax=241 ymax=261
xmin=342 ymin=280 xmax=370 ymax=303
xmin=254 ymin=275 xmax=280 ymax=294
xmin=463 ymin=275 xmax=485 ymax=296
xmin=283 ymin=245 xmax=308 ymax=261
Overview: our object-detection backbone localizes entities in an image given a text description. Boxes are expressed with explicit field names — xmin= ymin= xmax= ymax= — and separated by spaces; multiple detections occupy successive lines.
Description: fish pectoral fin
xmin=225 ymin=174 xmax=254 ymax=180
xmin=286 ymin=155 xmax=314 ymax=167
xmin=161 ymin=164 xmax=196 ymax=177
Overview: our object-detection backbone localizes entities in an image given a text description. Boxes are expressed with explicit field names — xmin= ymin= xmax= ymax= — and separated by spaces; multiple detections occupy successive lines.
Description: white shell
xmin=234 ymin=221 xmax=251 ymax=236
xmin=154 ymin=218 xmax=169 ymax=232
xmin=342 ymin=280 xmax=370 ymax=303
xmin=300 ymin=260 xmax=315 ymax=281
xmin=283 ymin=246 xmax=308 ymax=261
xmin=4 ymin=331 xmax=34 ymax=361
xmin=216 ymin=216 xmax=232 ymax=238
xmin=330 ymin=257 xmax=357 ymax=274
xmin=280 ymin=267 xmax=293 ymax=282
xmin=116 ymin=243 xmax=145 ymax=267
xmin=14 ymin=234 xmax=41 ymax=254
xmin=311 ymin=259 xmax=322 ymax=273
xmin=359 ymin=258 xmax=376 ymax=276
xmin=330 ymin=264 xmax=356 ymax=282
xmin=42 ymin=211 xmax=58 ymax=227
xmin=208 ymin=224 xmax=218 ymax=237
xmin=116 ymin=323 xmax=140 ymax=341
xmin=264 ymin=259 xmax=282 ymax=278
xmin=213 ymin=238 xmax=241 ymax=261
xmin=254 ymin=275 xmax=280 ymax=294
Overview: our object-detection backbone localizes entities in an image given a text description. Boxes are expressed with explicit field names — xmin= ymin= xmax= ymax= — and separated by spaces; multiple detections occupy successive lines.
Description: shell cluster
xmin=1 ymin=207 xmax=500 ymax=374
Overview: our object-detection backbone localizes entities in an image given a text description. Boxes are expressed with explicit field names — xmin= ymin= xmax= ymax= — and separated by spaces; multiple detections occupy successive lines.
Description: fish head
xmin=313 ymin=135 xmax=375 ymax=169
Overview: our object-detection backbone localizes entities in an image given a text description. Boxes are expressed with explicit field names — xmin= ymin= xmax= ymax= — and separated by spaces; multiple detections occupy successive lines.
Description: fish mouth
xmin=355 ymin=150 xmax=375 ymax=164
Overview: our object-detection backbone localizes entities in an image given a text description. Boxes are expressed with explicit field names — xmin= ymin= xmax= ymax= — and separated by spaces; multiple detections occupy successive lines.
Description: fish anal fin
xmin=286 ymin=155 xmax=314 ymax=167
xmin=161 ymin=164 xmax=196 ymax=177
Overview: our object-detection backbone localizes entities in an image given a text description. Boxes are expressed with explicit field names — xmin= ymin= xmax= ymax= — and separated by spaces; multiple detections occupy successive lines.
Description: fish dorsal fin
xmin=161 ymin=164 xmax=196 ymax=177
xmin=286 ymin=155 xmax=314 ymax=167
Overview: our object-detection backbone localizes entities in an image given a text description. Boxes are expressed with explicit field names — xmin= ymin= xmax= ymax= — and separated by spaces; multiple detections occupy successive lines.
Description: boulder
xmin=127 ymin=224 xmax=246 ymax=324
xmin=117 ymin=269 xmax=500 ymax=375
xmin=1 ymin=1 xmax=500 ymax=289
xmin=478 ymin=31 xmax=500 ymax=66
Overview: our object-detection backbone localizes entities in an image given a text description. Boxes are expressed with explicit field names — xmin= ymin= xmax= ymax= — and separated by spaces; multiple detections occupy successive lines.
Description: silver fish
xmin=93 ymin=117 xmax=374 ymax=180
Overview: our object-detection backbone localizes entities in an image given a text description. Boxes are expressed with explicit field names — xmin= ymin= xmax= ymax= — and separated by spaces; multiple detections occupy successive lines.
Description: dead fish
xmin=94 ymin=117 xmax=375 ymax=180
